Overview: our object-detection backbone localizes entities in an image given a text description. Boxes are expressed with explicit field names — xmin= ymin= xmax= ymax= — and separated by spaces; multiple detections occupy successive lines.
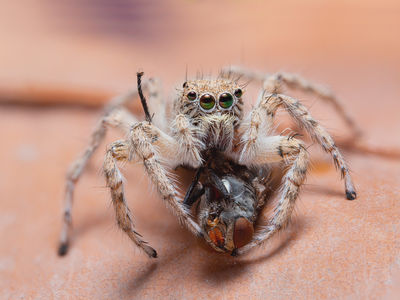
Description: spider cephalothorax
xmin=172 ymin=79 xmax=245 ymax=153
xmin=58 ymin=67 xmax=359 ymax=258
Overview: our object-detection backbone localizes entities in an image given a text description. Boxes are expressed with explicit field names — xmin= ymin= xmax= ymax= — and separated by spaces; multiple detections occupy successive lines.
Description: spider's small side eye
xmin=183 ymin=81 xmax=188 ymax=88
xmin=234 ymin=88 xmax=243 ymax=98
xmin=199 ymin=94 xmax=216 ymax=110
xmin=187 ymin=91 xmax=197 ymax=101
xmin=219 ymin=93 xmax=234 ymax=109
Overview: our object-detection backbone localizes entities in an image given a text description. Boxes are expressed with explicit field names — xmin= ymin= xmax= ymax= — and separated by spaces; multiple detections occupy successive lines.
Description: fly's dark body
xmin=183 ymin=150 xmax=271 ymax=255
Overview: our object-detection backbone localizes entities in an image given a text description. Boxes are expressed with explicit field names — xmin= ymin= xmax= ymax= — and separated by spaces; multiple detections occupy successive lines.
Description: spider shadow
xmin=197 ymin=216 xmax=306 ymax=284
xmin=123 ymin=260 xmax=159 ymax=294
xmin=304 ymin=184 xmax=344 ymax=198
xmin=122 ymin=244 xmax=192 ymax=296
xmin=115 ymin=215 xmax=306 ymax=296
xmin=69 ymin=210 xmax=111 ymax=245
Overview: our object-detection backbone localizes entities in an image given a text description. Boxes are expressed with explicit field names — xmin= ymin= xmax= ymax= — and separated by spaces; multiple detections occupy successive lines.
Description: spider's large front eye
xmin=219 ymin=93 xmax=234 ymax=109
xmin=187 ymin=91 xmax=197 ymax=101
xmin=234 ymin=88 xmax=243 ymax=98
xmin=199 ymin=94 xmax=216 ymax=110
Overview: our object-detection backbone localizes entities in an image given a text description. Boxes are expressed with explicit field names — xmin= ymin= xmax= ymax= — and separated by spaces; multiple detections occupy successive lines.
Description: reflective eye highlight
xmin=199 ymin=94 xmax=216 ymax=110
xmin=234 ymin=88 xmax=243 ymax=98
xmin=219 ymin=93 xmax=234 ymax=109
xmin=187 ymin=91 xmax=197 ymax=101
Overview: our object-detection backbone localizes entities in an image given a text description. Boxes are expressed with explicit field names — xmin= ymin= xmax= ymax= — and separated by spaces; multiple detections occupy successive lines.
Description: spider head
xmin=178 ymin=79 xmax=244 ymax=116
xmin=198 ymin=174 xmax=256 ymax=253
xmin=178 ymin=79 xmax=245 ymax=150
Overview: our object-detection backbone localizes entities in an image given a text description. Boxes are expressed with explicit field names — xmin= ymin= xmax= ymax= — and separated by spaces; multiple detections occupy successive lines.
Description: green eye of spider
xmin=199 ymin=94 xmax=216 ymax=110
xmin=219 ymin=93 xmax=234 ymax=109
xmin=187 ymin=91 xmax=197 ymax=101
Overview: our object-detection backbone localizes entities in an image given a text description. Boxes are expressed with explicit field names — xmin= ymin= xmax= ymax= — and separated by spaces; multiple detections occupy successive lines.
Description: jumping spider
xmin=58 ymin=66 xmax=359 ymax=258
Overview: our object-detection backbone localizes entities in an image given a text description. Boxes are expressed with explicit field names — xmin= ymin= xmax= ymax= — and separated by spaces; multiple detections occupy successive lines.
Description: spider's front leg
xmin=130 ymin=121 xmax=203 ymax=234
xmin=239 ymin=135 xmax=309 ymax=255
xmin=103 ymin=140 xmax=157 ymax=257
xmin=103 ymin=120 xmax=203 ymax=257
xmin=58 ymin=106 xmax=137 ymax=255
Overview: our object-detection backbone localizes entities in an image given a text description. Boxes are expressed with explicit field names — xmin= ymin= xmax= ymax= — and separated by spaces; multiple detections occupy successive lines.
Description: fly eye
xmin=199 ymin=94 xmax=216 ymax=110
xmin=233 ymin=217 xmax=254 ymax=248
xmin=219 ymin=93 xmax=234 ymax=109
xmin=234 ymin=88 xmax=243 ymax=98
xmin=187 ymin=91 xmax=197 ymax=101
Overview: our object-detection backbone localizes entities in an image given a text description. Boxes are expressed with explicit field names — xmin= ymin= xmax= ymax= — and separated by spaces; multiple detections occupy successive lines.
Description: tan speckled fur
xmin=59 ymin=68 xmax=358 ymax=257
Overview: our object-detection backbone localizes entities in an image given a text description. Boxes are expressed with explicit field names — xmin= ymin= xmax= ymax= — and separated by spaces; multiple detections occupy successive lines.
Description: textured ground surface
xmin=1 ymin=1 xmax=400 ymax=299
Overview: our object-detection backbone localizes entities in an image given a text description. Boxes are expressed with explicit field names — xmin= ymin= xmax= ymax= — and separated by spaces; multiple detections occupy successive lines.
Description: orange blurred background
xmin=1 ymin=0 xmax=399 ymax=106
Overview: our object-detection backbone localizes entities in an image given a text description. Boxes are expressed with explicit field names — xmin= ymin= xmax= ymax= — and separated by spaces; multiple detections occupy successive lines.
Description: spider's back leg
xmin=221 ymin=65 xmax=362 ymax=139
xmin=58 ymin=106 xmax=138 ymax=255
xmin=240 ymin=92 xmax=356 ymax=200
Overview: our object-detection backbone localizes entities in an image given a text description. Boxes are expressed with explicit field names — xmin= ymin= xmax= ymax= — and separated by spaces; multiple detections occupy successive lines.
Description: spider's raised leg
xmin=222 ymin=66 xmax=362 ymax=138
xmin=238 ymin=135 xmax=309 ymax=255
xmin=103 ymin=140 xmax=157 ymax=257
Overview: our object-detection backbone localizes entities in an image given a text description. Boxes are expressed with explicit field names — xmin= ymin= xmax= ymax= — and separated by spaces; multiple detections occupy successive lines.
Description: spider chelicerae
xmin=58 ymin=66 xmax=359 ymax=258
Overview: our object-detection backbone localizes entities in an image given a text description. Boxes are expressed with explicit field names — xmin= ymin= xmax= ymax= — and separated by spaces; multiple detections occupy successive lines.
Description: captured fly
xmin=183 ymin=150 xmax=271 ymax=255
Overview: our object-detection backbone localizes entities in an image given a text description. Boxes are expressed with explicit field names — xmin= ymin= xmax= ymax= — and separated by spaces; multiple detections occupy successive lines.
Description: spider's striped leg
xmin=130 ymin=122 xmax=202 ymax=238
xmin=222 ymin=65 xmax=362 ymax=138
xmin=240 ymin=92 xmax=356 ymax=200
xmin=238 ymin=135 xmax=309 ymax=255
xmin=58 ymin=78 xmax=167 ymax=256
xmin=262 ymin=72 xmax=362 ymax=138
xmin=103 ymin=140 xmax=157 ymax=258
xmin=58 ymin=106 xmax=138 ymax=256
